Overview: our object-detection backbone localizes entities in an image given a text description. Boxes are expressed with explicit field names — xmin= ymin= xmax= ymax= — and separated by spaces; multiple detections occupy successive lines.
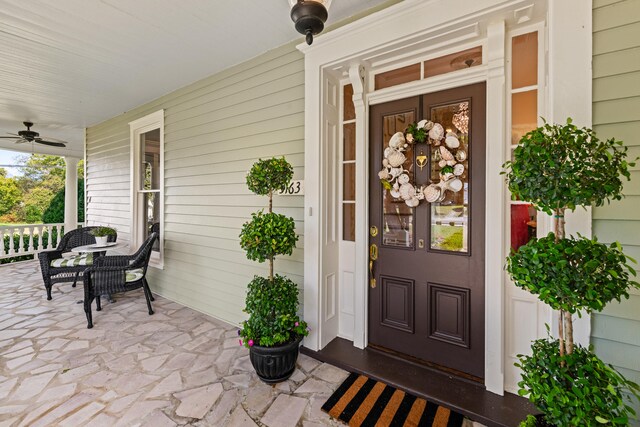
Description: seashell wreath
xmin=378 ymin=119 xmax=467 ymax=207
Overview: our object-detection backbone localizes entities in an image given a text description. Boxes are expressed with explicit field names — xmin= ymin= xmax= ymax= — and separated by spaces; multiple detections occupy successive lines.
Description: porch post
xmin=485 ymin=20 xmax=506 ymax=395
xmin=548 ymin=0 xmax=592 ymax=347
xmin=64 ymin=156 xmax=80 ymax=233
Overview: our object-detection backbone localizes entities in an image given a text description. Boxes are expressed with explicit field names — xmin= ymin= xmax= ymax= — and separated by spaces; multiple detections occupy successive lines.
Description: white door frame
xmin=301 ymin=0 xmax=591 ymax=395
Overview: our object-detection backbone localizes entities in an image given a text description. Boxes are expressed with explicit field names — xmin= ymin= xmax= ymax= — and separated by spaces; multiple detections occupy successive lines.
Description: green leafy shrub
xmin=240 ymin=275 xmax=309 ymax=347
xmin=507 ymin=233 xmax=639 ymax=314
xmin=239 ymin=157 xmax=308 ymax=348
xmin=246 ymin=157 xmax=293 ymax=196
xmin=517 ymin=338 xmax=640 ymax=426
xmin=240 ymin=211 xmax=297 ymax=263
xmin=89 ymin=226 xmax=116 ymax=237
xmin=43 ymin=179 xmax=85 ymax=223
xmin=503 ymin=119 xmax=633 ymax=215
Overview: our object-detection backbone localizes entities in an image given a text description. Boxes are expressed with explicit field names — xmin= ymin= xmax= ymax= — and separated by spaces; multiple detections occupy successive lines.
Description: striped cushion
xmin=50 ymin=253 xmax=93 ymax=268
xmin=125 ymin=268 xmax=144 ymax=283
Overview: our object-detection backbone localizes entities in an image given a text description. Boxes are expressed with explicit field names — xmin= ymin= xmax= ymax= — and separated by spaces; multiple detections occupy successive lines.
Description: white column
xmin=350 ymin=63 xmax=369 ymax=350
xmin=485 ymin=20 xmax=506 ymax=396
xmin=64 ymin=157 xmax=80 ymax=234
xmin=548 ymin=0 xmax=592 ymax=347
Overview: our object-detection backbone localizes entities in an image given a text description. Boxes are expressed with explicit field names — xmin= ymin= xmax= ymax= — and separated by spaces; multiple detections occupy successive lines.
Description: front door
xmin=368 ymin=83 xmax=486 ymax=380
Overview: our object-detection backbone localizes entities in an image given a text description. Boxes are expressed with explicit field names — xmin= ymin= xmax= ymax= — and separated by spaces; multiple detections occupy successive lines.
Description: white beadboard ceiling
xmin=0 ymin=0 xmax=390 ymax=158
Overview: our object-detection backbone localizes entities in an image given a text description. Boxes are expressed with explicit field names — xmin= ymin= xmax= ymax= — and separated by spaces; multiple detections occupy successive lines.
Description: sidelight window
xmin=509 ymin=31 xmax=540 ymax=251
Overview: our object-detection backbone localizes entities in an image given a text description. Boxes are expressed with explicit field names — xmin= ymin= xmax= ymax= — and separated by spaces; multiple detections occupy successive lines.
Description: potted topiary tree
xmin=503 ymin=119 xmax=640 ymax=426
xmin=239 ymin=157 xmax=309 ymax=384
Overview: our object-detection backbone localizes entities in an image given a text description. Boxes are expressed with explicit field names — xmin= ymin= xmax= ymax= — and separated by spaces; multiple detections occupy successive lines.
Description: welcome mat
xmin=322 ymin=373 xmax=465 ymax=427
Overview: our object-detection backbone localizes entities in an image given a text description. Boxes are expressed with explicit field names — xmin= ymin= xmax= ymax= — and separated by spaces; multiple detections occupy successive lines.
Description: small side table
xmin=71 ymin=242 xmax=124 ymax=254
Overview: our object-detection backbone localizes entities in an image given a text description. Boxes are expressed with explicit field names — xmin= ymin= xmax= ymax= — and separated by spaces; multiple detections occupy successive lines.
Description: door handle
xmin=369 ymin=243 xmax=378 ymax=288
xmin=369 ymin=260 xmax=376 ymax=288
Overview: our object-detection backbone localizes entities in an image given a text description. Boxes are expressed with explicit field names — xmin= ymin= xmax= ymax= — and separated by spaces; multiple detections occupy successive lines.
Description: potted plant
xmin=90 ymin=226 xmax=116 ymax=246
xmin=503 ymin=119 xmax=640 ymax=426
xmin=239 ymin=157 xmax=309 ymax=384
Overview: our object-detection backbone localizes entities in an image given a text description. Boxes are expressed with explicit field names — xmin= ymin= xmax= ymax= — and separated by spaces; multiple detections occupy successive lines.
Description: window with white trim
xmin=129 ymin=110 xmax=164 ymax=267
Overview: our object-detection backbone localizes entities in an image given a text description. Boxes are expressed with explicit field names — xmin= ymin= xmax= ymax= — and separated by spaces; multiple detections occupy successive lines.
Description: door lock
xmin=418 ymin=239 xmax=425 ymax=248
xmin=370 ymin=226 xmax=378 ymax=237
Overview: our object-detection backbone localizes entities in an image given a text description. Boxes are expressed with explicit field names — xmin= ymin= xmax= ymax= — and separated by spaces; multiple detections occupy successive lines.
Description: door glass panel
xmin=429 ymin=101 xmax=470 ymax=253
xmin=382 ymin=111 xmax=415 ymax=248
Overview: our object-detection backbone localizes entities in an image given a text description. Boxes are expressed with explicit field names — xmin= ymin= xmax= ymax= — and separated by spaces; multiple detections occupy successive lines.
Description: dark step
xmin=301 ymin=337 xmax=537 ymax=427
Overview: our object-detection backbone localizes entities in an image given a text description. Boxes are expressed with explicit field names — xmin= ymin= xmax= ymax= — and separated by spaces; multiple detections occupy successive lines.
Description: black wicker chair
xmin=82 ymin=232 xmax=158 ymax=329
xmin=38 ymin=226 xmax=117 ymax=300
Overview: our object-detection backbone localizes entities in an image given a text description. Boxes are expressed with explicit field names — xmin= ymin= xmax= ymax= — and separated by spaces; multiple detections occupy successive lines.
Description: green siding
xmin=86 ymin=42 xmax=305 ymax=326
xmin=593 ymin=1 xmax=640 ymax=423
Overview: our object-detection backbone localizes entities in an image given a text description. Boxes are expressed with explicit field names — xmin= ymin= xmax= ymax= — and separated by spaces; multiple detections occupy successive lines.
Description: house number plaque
xmin=278 ymin=180 xmax=304 ymax=196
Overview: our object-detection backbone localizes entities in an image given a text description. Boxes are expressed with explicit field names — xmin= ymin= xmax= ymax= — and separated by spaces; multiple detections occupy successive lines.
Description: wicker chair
xmin=82 ymin=232 xmax=158 ymax=329
xmin=38 ymin=226 xmax=117 ymax=300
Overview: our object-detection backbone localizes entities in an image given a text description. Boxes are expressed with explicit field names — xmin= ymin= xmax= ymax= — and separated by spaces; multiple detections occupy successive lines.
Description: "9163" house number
xmin=278 ymin=180 xmax=304 ymax=196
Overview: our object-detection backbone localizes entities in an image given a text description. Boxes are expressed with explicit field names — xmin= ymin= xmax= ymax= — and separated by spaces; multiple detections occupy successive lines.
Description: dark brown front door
xmin=368 ymin=83 xmax=486 ymax=379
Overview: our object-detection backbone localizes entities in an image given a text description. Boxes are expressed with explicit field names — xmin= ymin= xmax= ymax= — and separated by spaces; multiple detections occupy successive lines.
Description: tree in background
xmin=43 ymin=179 xmax=85 ymax=223
xmin=0 ymin=168 xmax=21 ymax=217
xmin=0 ymin=154 xmax=84 ymax=224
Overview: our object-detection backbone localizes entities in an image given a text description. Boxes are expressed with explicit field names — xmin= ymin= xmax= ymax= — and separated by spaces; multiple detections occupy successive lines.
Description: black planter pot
xmin=249 ymin=335 xmax=302 ymax=384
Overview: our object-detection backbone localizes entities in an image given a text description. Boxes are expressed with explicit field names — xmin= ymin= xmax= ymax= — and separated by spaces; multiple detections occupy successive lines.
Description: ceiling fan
xmin=0 ymin=122 xmax=68 ymax=148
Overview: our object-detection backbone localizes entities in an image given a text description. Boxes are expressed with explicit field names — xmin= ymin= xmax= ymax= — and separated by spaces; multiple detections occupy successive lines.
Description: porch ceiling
xmin=0 ymin=0 xmax=390 ymax=158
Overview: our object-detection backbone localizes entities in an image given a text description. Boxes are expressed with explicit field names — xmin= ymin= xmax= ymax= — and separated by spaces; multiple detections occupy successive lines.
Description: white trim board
xmin=300 ymin=0 xmax=591 ymax=395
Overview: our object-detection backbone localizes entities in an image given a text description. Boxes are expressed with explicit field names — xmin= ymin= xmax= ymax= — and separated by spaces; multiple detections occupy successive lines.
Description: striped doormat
xmin=322 ymin=373 xmax=465 ymax=427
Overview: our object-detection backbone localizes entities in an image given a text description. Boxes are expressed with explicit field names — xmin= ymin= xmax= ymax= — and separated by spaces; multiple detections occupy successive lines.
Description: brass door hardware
xmin=369 ymin=243 xmax=378 ymax=288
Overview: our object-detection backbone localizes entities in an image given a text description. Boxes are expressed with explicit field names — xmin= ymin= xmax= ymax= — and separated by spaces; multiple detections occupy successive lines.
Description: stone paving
xmin=0 ymin=261 xmax=483 ymax=427
xmin=0 ymin=261 xmax=351 ymax=427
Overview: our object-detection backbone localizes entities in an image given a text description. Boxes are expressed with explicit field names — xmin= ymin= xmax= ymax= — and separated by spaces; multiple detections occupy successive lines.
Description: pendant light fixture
xmin=289 ymin=0 xmax=332 ymax=45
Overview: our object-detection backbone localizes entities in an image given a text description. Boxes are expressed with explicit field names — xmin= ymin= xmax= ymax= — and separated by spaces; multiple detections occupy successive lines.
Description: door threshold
xmin=301 ymin=337 xmax=537 ymax=427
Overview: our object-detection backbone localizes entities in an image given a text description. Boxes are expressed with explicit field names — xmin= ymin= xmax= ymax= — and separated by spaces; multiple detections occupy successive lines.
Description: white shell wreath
xmin=379 ymin=117 xmax=468 ymax=207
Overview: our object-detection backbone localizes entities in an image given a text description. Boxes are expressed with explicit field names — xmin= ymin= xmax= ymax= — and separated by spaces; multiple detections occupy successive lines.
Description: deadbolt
xmin=418 ymin=239 xmax=425 ymax=248
xmin=370 ymin=226 xmax=378 ymax=237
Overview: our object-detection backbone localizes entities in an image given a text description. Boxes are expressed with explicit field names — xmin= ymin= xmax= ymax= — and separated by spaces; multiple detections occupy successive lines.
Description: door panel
xmin=368 ymin=83 xmax=486 ymax=379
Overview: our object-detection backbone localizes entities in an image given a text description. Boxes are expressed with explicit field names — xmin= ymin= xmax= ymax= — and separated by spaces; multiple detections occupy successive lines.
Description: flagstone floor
xmin=0 ymin=261 xmax=351 ymax=427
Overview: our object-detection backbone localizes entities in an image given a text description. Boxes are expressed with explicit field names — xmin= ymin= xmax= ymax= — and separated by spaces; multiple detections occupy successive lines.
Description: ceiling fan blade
xmin=35 ymin=139 xmax=67 ymax=148
xmin=0 ymin=136 xmax=21 ymax=139
xmin=39 ymin=135 xmax=68 ymax=143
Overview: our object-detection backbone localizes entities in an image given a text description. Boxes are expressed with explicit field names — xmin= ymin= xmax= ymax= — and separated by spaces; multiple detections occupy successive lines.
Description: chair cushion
xmin=125 ymin=268 xmax=144 ymax=283
xmin=50 ymin=253 xmax=93 ymax=268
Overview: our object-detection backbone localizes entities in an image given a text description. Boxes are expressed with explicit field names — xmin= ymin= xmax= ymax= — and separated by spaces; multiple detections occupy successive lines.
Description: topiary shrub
xmin=238 ymin=157 xmax=308 ymax=349
xmin=240 ymin=211 xmax=297 ymax=263
xmin=517 ymin=338 xmax=640 ymax=426
xmin=503 ymin=119 xmax=639 ymax=426
xmin=507 ymin=233 xmax=637 ymax=314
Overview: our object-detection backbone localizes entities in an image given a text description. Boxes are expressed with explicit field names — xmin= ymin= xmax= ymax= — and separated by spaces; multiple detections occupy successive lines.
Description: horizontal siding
xmin=85 ymin=42 xmax=305 ymax=326
xmin=592 ymin=2 xmax=640 ymax=423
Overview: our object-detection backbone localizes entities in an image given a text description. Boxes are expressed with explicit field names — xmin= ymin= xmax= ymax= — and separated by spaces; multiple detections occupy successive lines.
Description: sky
xmin=0 ymin=149 xmax=24 ymax=177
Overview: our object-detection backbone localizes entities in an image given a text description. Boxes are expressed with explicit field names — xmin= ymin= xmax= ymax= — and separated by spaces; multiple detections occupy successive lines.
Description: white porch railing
xmin=0 ymin=223 xmax=75 ymax=260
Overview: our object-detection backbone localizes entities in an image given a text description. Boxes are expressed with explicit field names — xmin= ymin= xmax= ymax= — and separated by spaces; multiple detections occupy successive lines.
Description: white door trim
xmin=300 ymin=0 xmax=591 ymax=396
